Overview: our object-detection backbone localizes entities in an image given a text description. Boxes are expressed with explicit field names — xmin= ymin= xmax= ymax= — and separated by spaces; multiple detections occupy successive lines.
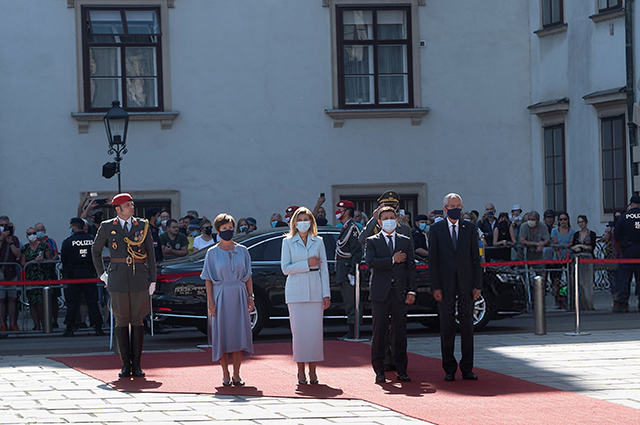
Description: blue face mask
xmin=157 ymin=217 xmax=162 ymax=226
xmin=240 ymin=225 xmax=249 ymax=233
xmin=69 ymin=228 xmax=74 ymax=234
xmin=36 ymin=231 xmax=45 ymax=239
xmin=419 ymin=223 xmax=429 ymax=232
xmin=446 ymin=208 xmax=462 ymax=220
xmin=190 ymin=230 xmax=198 ymax=237
xmin=271 ymin=221 xmax=277 ymax=228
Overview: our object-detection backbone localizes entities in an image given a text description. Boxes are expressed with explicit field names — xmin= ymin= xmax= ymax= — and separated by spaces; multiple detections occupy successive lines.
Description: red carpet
xmin=51 ymin=341 xmax=640 ymax=425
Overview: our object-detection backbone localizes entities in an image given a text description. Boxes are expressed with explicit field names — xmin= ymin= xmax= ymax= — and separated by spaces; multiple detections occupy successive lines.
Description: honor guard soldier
xmin=613 ymin=194 xmax=640 ymax=313
xmin=335 ymin=200 xmax=363 ymax=339
xmin=359 ymin=191 xmax=413 ymax=244
xmin=92 ymin=193 xmax=156 ymax=378
xmin=61 ymin=217 xmax=104 ymax=337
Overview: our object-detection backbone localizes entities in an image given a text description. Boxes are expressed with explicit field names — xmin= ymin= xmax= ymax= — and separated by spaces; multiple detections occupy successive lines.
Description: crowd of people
xmin=2 ymin=190 xmax=639 ymax=384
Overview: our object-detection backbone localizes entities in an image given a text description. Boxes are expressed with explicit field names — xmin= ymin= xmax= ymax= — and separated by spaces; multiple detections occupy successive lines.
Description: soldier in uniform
xmin=335 ymin=200 xmax=362 ymax=340
xmin=359 ymin=191 xmax=413 ymax=244
xmin=61 ymin=218 xmax=104 ymax=337
xmin=612 ymin=195 xmax=640 ymax=313
xmin=92 ymin=193 xmax=156 ymax=378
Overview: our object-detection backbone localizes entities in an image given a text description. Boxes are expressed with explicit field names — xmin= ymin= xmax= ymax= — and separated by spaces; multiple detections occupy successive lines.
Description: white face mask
xmin=527 ymin=220 xmax=537 ymax=228
xmin=161 ymin=220 xmax=168 ymax=227
xmin=381 ymin=219 xmax=397 ymax=233
xmin=27 ymin=234 xmax=38 ymax=242
xmin=296 ymin=221 xmax=311 ymax=233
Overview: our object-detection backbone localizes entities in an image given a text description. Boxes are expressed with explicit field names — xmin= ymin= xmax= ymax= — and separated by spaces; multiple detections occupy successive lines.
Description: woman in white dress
xmin=280 ymin=207 xmax=330 ymax=385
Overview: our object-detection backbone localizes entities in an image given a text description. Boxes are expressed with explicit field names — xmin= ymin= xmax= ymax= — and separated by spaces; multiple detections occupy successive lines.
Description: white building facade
xmin=2 ymin=0 xmax=624 ymax=245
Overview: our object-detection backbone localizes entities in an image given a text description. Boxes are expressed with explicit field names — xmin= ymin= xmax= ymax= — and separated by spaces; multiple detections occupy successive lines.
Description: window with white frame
xmin=82 ymin=7 xmax=163 ymax=112
xmin=337 ymin=6 xmax=413 ymax=108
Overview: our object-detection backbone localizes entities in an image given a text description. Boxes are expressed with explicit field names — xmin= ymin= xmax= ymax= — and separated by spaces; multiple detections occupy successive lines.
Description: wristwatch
xmin=249 ymin=293 xmax=255 ymax=299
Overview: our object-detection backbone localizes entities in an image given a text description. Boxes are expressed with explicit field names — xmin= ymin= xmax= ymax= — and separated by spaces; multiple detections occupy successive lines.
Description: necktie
xmin=387 ymin=235 xmax=394 ymax=254
xmin=124 ymin=222 xmax=129 ymax=233
xmin=452 ymin=224 xmax=457 ymax=247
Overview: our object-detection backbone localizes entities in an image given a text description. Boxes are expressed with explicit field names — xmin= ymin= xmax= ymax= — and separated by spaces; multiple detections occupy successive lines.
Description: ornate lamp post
xmin=103 ymin=100 xmax=130 ymax=192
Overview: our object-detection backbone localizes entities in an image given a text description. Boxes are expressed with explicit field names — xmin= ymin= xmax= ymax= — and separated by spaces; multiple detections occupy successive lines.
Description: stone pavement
xmin=2 ymin=328 xmax=640 ymax=424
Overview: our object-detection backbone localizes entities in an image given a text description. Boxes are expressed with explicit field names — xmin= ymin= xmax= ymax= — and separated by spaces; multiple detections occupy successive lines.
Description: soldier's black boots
xmin=130 ymin=326 xmax=145 ymax=377
xmin=115 ymin=326 xmax=131 ymax=378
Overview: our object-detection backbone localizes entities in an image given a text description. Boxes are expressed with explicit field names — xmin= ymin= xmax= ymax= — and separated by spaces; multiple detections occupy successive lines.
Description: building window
xmin=336 ymin=6 xmax=413 ymax=109
xmin=82 ymin=7 xmax=163 ymax=112
xmin=542 ymin=0 xmax=563 ymax=28
xmin=602 ymin=115 xmax=627 ymax=213
xmin=344 ymin=194 xmax=418 ymax=223
xmin=599 ymin=0 xmax=623 ymax=13
xmin=544 ymin=124 xmax=566 ymax=212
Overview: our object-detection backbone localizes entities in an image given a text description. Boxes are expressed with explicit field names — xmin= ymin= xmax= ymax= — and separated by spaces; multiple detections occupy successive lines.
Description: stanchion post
xmin=565 ymin=256 xmax=590 ymax=336
xmin=353 ymin=264 xmax=361 ymax=339
xmin=533 ymin=276 xmax=546 ymax=335
xmin=347 ymin=264 xmax=369 ymax=342
xmin=42 ymin=286 xmax=53 ymax=334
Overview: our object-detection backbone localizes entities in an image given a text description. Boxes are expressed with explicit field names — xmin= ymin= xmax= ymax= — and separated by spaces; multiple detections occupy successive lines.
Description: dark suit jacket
xmin=365 ymin=232 xmax=415 ymax=303
xmin=428 ymin=219 xmax=482 ymax=293
xmin=92 ymin=217 xmax=156 ymax=292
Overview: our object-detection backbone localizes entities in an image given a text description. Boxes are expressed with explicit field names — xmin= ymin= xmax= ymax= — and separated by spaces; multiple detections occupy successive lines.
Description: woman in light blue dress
xmin=550 ymin=211 xmax=576 ymax=310
xmin=200 ymin=214 xmax=254 ymax=387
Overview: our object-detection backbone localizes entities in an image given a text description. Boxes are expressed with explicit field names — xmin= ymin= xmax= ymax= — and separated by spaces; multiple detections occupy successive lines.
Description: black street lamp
xmin=102 ymin=100 xmax=130 ymax=192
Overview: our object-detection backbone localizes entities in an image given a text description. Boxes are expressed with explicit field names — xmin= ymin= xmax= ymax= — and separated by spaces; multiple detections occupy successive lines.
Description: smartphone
xmin=95 ymin=198 xmax=108 ymax=206
xmin=320 ymin=192 xmax=325 ymax=198
xmin=434 ymin=210 xmax=444 ymax=215
xmin=399 ymin=209 xmax=405 ymax=216
xmin=90 ymin=192 xmax=98 ymax=197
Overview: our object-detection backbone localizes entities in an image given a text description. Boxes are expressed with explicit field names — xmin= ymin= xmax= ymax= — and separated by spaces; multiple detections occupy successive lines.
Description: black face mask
xmin=203 ymin=228 xmax=212 ymax=236
xmin=499 ymin=221 xmax=509 ymax=232
xmin=219 ymin=229 xmax=234 ymax=241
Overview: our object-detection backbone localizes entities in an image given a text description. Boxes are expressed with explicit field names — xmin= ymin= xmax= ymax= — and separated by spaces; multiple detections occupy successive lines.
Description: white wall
xmin=0 ymin=0 xmax=532 ymax=245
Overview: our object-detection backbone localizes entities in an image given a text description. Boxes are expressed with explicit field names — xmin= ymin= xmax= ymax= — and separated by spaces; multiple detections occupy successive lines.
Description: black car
xmin=152 ymin=227 xmax=526 ymax=336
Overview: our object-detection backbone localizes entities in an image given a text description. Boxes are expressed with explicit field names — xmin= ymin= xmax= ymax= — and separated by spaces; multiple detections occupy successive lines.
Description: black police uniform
xmin=335 ymin=218 xmax=363 ymax=326
xmin=60 ymin=230 xmax=103 ymax=335
xmin=148 ymin=223 xmax=163 ymax=262
xmin=613 ymin=207 xmax=640 ymax=310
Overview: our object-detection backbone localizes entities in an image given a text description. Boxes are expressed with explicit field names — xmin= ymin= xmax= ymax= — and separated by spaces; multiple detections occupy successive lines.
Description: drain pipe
xmin=626 ymin=0 xmax=638 ymax=192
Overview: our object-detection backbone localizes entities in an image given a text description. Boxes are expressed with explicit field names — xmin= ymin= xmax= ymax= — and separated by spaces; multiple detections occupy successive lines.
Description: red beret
xmin=285 ymin=206 xmax=299 ymax=214
xmin=337 ymin=200 xmax=354 ymax=208
xmin=112 ymin=193 xmax=133 ymax=206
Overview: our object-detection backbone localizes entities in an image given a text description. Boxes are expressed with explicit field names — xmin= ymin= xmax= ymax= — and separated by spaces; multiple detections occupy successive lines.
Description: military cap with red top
xmin=112 ymin=193 xmax=133 ymax=206
xmin=285 ymin=206 xmax=299 ymax=215
xmin=336 ymin=200 xmax=355 ymax=208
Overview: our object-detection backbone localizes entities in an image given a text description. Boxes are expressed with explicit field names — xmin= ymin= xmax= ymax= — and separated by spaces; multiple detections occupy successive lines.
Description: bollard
xmin=42 ymin=286 xmax=53 ymax=334
xmin=533 ymin=276 xmax=546 ymax=335
xmin=565 ymin=256 xmax=590 ymax=336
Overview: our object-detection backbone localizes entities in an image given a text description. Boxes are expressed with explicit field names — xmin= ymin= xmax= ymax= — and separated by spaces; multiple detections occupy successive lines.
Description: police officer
xmin=612 ymin=195 xmax=640 ymax=313
xmin=92 ymin=193 xmax=156 ymax=378
xmin=61 ymin=218 xmax=104 ymax=337
xmin=335 ymin=200 xmax=362 ymax=340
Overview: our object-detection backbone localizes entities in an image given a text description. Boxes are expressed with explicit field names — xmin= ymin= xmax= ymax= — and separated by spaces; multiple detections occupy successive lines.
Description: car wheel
xmin=454 ymin=293 xmax=491 ymax=331
xmin=250 ymin=294 xmax=267 ymax=337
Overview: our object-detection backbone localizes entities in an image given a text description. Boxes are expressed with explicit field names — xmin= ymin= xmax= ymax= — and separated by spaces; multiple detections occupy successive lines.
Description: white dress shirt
xmin=447 ymin=218 xmax=458 ymax=242
xmin=117 ymin=217 xmax=133 ymax=232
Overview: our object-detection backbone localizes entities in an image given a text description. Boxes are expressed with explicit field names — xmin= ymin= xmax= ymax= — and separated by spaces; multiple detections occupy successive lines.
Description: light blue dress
xmin=551 ymin=227 xmax=576 ymax=260
xmin=200 ymin=244 xmax=253 ymax=362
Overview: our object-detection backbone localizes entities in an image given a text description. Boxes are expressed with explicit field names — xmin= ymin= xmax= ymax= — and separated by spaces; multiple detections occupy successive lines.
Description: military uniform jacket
xmin=335 ymin=219 xmax=363 ymax=281
xmin=61 ymin=231 xmax=96 ymax=279
xmin=92 ymin=217 xmax=156 ymax=292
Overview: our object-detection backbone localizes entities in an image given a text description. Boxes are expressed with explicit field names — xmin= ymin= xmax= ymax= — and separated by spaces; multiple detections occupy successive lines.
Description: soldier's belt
xmin=111 ymin=257 xmax=146 ymax=265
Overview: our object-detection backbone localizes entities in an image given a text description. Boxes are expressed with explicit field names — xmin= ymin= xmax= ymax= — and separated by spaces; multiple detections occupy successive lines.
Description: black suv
xmin=152 ymin=228 xmax=526 ymax=336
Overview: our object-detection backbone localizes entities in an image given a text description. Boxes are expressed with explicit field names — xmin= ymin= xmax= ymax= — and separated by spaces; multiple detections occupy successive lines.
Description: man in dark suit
xmin=428 ymin=193 xmax=482 ymax=381
xmin=92 ymin=193 xmax=156 ymax=379
xmin=365 ymin=207 xmax=416 ymax=384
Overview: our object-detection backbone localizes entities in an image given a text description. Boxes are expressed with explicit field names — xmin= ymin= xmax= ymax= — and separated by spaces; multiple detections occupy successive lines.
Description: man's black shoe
xmin=444 ymin=373 xmax=455 ymax=381
xmin=95 ymin=326 xmax=106 ymax=336
xmin=375 ymin=372 xmax=387 ymax=384
xmin=462 ymin=372 xmax=478 ymax=380
xmin=396 ymin=373 xmax=411 ymax=382
xmin=338 ymin=324 xmax=355 ymax=340
xmin=62 ymin=327 xmax=74 ymax=337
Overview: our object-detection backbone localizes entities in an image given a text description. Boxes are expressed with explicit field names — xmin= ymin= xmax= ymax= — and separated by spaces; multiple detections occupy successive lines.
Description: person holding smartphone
xmin=21 ymin=226 xmax=52 ymax=331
